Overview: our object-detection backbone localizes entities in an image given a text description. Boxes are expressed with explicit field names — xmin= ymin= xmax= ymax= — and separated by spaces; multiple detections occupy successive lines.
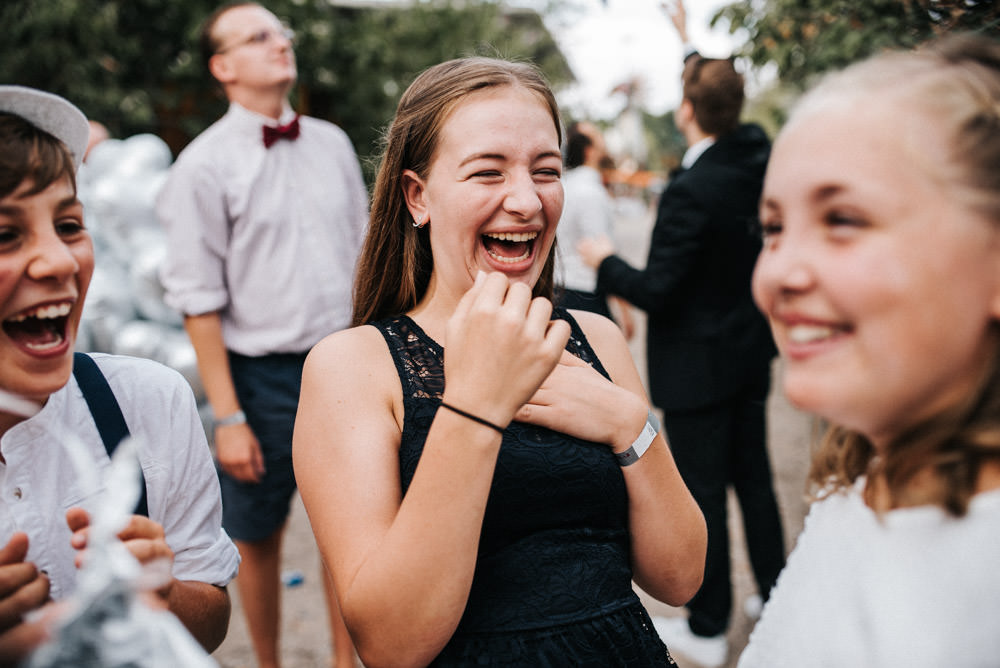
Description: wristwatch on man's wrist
xmin=214 ymin=409 xmax=247 ymax=429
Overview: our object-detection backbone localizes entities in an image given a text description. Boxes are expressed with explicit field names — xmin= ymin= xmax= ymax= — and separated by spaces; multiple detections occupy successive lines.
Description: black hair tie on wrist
xmin=438 ymin=401 xmax=506 ymax=435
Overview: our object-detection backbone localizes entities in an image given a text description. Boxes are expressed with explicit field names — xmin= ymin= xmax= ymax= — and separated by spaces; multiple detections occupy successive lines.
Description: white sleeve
xmin=99 ymin=355 xmax=241 ymax=586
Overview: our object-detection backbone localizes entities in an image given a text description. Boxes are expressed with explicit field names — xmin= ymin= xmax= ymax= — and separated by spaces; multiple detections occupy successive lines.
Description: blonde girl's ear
xmin=401 ymin=169 xmax=428 ymax=226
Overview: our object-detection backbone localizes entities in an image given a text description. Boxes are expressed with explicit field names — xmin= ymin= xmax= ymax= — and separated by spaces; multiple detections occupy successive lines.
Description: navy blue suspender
xmin=72 ymin=352 xmax=149 ymax=517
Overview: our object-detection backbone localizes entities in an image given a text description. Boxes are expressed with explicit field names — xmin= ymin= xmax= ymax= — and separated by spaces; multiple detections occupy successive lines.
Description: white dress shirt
xmin=681 ymin=136 xmax=715 ymax=170
xmin=157 ymin=102 xmax=369 ymax=356
xmin=0 ymin=354 xmax=240 ymax=600
xmin=556 ymin=165 xmax=615 ymax=293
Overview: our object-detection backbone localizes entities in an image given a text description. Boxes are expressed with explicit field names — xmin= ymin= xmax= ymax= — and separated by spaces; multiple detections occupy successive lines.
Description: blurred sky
xmin=537 ymin=0 xmax=742 ymax=120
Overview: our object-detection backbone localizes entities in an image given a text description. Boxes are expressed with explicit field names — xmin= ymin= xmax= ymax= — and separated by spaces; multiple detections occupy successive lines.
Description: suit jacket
xmin=597 ymin=123 xmax=776 ymax=412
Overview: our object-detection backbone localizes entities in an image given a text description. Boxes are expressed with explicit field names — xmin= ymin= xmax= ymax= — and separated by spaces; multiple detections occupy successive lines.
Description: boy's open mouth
xmin=3 ymin=302 xmax=72 ymax=351
xmin=482 ymin=231 xmax=538 ymax=264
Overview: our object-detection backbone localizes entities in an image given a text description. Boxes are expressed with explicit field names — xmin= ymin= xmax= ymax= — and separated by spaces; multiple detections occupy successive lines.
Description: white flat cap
xmin=0 ymin=85 xmax=90 ymax=170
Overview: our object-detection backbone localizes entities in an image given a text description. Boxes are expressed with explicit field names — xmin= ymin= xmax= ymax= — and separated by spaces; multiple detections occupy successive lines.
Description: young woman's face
xmin=0 ymin=175 xmax=93 ymax=404
xmin=752 ymin=102 xmax=1000 ymax=448
xmin=405 ymin=85 xmax=563 ymax=301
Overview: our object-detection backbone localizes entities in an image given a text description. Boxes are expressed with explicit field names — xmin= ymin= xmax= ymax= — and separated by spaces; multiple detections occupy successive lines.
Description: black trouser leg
xmin=662 ymin=405 xmax=733 ymax=638
xmin=730 ymin=371 xmax=786 ymax=601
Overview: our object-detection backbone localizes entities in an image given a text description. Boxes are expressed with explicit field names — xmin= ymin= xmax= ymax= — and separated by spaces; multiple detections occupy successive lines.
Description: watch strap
xmin=214 ymin=409 xmax=247 ymax=428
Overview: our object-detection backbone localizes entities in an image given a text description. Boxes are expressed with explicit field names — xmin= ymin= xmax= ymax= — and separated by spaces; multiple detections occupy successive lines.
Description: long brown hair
xmin=352 ymin=57 xmax=562 ymax=327
xmin=800 ymin=34 xmax=1000 ymax=516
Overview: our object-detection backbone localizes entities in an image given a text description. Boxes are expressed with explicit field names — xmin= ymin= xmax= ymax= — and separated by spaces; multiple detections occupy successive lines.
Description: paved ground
xmin=211 ymin=197 xmax=818 ymax=668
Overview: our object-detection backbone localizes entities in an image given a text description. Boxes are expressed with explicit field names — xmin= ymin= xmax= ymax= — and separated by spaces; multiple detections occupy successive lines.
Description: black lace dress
xmin=372 ymin=309 xmax=677 ymax=667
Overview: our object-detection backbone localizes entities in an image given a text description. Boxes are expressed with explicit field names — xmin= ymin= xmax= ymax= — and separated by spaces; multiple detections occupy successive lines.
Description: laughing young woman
xmin=293 ymin=57 xmax=706 ymax=668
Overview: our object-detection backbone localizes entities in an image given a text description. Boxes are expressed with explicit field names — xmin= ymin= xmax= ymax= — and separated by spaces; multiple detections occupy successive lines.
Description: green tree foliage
xmin=714 ymin=0 xmax=1000 ymax=92
xmin=2 ymin=0 xmax=573 ymax=176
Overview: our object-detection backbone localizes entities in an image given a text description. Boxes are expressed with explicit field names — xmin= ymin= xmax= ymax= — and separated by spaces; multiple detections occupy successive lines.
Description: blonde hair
xmin=352 ymin=57 xmax=562 ymax=327
xmin=798 ymin=34 xmax=1000 ymax=516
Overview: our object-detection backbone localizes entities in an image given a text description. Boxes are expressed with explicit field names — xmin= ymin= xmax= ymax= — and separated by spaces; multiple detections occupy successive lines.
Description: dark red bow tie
xmin=262 ymin=115 xmax=300 ymax=148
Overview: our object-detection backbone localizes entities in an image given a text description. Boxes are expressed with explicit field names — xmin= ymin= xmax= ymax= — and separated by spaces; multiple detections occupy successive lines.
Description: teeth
xmin=24 ymin=336 xmax=65 ymax=351
xmin=487 ymin=248 xmax=531 ymax=264
xmin=484 ymin=231 xmax=538 ymax=243
xmin=787 ymin=324 xmax=837 ymax=344
xmin=7 ymin=303 xmax=72 ymax=323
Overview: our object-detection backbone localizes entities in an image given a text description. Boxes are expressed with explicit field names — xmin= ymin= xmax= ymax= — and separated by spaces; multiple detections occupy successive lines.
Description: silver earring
xmin=413 ymin=215 xmax=427 ymax=229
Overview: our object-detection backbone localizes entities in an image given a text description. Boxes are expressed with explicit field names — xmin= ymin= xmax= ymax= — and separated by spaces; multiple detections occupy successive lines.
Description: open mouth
xmin=482 ymin=231 xmax=538 ymax=264
xmin=3 ymin=302 xmax=72 ymax=352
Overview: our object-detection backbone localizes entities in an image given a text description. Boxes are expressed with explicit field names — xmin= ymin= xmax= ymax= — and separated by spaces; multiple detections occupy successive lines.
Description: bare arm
xmin=515 ymin=310 xmax=706 ymax=606
xmin=183 ymin=313 xmax=264 ymax=483
xmin=662 ymin=0 xmax=689 ymax=44
xmin=163 ymin=581 xmax=231 ymax=652
xmin=294 ymin=273 xmax=569 ymax=668
xmin=608 ymin=295 xmax=636 ymax=340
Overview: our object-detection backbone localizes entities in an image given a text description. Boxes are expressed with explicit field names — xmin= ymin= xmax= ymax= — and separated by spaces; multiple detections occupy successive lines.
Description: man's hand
xmin=215 ymin=422 xmax=266 ymax=483
xmin=577 ymin=236 xmax=616 ymax=270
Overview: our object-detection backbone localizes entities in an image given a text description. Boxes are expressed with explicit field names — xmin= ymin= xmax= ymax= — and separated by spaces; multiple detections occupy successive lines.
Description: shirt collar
xmin=681 ymin=136 xmax=715 ymax=169
xmin=227 ymin=101 xmax=297 ymax=129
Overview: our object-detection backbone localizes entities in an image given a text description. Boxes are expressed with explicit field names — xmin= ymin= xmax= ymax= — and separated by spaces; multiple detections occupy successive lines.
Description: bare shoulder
xmin=566 ymin=308 xmax=621 ymax=340
xmin=300 ymin=324 xmax=401 ymax=429
xmin=307 ymin=324 xmax=391 ymax=374
xmin=565 ymin=309 xmax=628 ymax=360
xmin=565 ymin=308 xmax=645 ymax=393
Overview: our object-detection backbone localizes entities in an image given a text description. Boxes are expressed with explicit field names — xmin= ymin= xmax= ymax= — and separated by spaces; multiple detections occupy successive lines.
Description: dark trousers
xmin=661 ymin=369 xmax=785 ymax=637
xmin=220 ymin=350 xmax=308 ymax=542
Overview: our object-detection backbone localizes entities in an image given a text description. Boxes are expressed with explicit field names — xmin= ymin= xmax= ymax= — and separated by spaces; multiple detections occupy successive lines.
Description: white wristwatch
xmin=214 ymin=409 xmax=247 ymax=429
xmin=615 ymin=409 xmax=660 ymax=467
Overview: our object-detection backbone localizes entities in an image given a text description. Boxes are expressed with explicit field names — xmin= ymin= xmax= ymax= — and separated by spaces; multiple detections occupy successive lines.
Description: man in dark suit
xmin=579 ymin=8 xmax=785 ymax=665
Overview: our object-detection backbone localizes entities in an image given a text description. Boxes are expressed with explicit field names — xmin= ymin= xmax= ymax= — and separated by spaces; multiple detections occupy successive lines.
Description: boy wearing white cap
xmin=0 ymin=85 xmax=239 ymax=663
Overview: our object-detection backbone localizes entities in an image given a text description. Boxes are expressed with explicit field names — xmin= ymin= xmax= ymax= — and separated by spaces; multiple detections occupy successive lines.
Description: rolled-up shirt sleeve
xmin=156 ymin=158 xmax=231 ymax=317
xmin=99 ymin=355 xmax=240 ymax=587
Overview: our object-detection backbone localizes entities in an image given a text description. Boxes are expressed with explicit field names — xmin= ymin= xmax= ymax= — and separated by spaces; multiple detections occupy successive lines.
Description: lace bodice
xmin=371 ymin=309 xmax=675 ymax=666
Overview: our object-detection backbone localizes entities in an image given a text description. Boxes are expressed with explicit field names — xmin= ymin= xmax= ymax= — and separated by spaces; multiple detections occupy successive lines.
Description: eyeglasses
xmin=216 ymin=26 xmax=295 ymax=55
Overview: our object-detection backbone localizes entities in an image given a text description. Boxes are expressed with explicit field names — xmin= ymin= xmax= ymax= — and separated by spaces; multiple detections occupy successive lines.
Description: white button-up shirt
xmin=0 ymin=354 xmax=240 ymax=600
xmin=556 ymin=165 xmax=615 ymax=293
xmin=157 ymin=103 xmax=369 ymax=356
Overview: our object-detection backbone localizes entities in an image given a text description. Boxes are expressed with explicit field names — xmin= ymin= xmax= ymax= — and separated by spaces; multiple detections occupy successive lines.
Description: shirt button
xmin=13 ymin=488 xmax=22 ymax=500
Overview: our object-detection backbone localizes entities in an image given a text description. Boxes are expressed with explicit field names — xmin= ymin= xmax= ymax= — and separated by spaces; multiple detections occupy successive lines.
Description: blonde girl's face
xmin=402 ymin=85 xmax=563 ymax=304
xmin=751 ymin=101 xmax=1000 ymax=448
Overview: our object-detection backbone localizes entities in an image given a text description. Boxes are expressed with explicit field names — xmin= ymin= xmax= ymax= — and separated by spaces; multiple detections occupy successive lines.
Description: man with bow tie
xmin=156 ymin=3 xmax=367 ymax=667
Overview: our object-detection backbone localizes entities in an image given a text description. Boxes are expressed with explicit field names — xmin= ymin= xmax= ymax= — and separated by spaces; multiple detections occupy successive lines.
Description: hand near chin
xmin=444 ymin=271 xmax=571 ymax=427
xmin=66 ymin=507 xmax=176 ymax=602
xmin=515 ymin=351 xmax=646 ymax=450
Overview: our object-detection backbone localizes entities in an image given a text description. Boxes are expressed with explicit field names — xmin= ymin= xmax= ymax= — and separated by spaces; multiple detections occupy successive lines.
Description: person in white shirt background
xmin=156 ymin=3 xmax=368 ymax=667
xmin=555 ymin=120 xmax=634 ymax=338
